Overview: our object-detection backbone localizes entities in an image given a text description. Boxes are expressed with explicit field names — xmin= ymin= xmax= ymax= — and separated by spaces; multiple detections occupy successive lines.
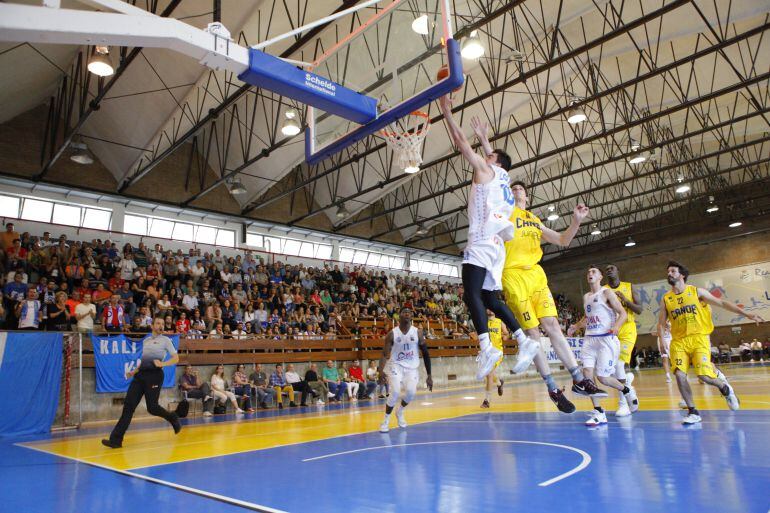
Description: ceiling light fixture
xmin=415 ymin=223 xmax=428 ymax=236
xmin=228 ymin=179 xmax=247 ymax=195
xmin=335 ymin=204 xmax=350 ymax=219
xmin=411 ymin=14 xmax=429 ymax=35
xmin=87 ymin=46 xmax=114 ymax=77
xmin=567 ymin=100 xmax=587 ymax=124
xmin=281 ymin=109 xmax=301 ymax=136
xmin=69 ymin=139 xmax=94 ymax=165
xmin=590 ymin=225 xmax=601 ymax=236
xmin=728 ymin=221 xmax=742 ymax=228
xmin=624 ymin=237 xmax=636 ymax=247
xmin=706 ymin=196 xmax=719 ymax=213
xmin=461 ymin=30 xmax=484 ymax=60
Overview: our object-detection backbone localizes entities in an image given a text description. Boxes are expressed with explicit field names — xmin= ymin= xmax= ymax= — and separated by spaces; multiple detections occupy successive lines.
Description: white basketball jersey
xmin=390 ymin=325 xmax=420 ymax=369
xmin=584 ymin=290 xmax=616 ymax=336
xmin=466 ymin=164 xmax=515 ymax=249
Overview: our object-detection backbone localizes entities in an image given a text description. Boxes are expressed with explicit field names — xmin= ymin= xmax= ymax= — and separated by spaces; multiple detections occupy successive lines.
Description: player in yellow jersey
xmin=603 ymin=264 xmax=643 ymax=417
xmin=482 ymin=311 xmax=508 ymax=408
xmin=659 ymin=261 xmax=764 ymax=424
xmin=495 ymin=179 xmax=607 ymax=415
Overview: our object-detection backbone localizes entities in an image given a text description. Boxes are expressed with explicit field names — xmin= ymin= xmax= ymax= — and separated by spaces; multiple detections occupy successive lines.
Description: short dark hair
xmin=492 ymin=149 xmax=512 ymax=171
xmin=588 ymin=264 xmax=603 ymax=273
xmin=511 ymin=180 xmax=526 ymax=192
xmin=667 ymin=260 xmax=689 ymax=281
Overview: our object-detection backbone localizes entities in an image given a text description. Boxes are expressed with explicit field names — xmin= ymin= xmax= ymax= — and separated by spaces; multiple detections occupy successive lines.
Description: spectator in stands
xmin=231 ymin=364 xmax=255 ymax=412
xmin=322 ymin=360 xmax=346 ymax=402
xmin=764 ymin=337 xmax=770 ymax=359
xmin=304 ymin=363 xmax=328 ymax=405
xmin=75 ymin=293 xmax=96 ymax=333
xmin=210 ymin=364 xmax=245 ymax=414
xmin=100 ymin=294 xmax=124 ymax=333
xmin=16 ymin=289 xmax=42 ymax=330
xmin=269 ymin=364 xmax=296 ymax=409
xmin=1 ymin=222 xmax=20 ymax=251
xmin=739 ymin=340 xmax=752 ymax=361
xmin=248 ymin=363 xmax=276 ymax=408
xmin=45 ymin=291 xmax=70 ymax=331
xmin=348 ymin=360 xmax=370 ymax=399
xmin=750 ymin=338 xmax=764 ymax=362
xmin=179 ymin=365 xmax=215 ymax=416
xmin=718 ymin=342 xmax=732 ymax=363
xmin=285 ymin=363 xmax=310 ymax=406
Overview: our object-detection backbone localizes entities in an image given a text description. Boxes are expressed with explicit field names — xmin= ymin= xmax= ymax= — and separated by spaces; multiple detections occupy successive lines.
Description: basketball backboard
xmin=305 ymin=0 xmax=462 ymax=165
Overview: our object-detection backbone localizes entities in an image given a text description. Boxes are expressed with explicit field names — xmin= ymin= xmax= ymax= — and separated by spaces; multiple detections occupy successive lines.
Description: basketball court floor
xmin=3 ymin=364 xmax=769 ymax=513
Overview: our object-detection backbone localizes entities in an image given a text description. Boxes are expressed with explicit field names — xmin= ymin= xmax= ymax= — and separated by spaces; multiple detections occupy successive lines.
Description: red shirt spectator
xmin=102 ymin=301 xmax=125 ymax=331
xmin=175 ymin=316 xmax=191 ymax=334
xmin=349 ymin=363 xmax=364 ymax=382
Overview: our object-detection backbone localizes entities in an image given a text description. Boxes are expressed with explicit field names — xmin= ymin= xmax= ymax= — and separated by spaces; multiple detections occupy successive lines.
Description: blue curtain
xmin=0 ymin=332 xmax=63 ymax=437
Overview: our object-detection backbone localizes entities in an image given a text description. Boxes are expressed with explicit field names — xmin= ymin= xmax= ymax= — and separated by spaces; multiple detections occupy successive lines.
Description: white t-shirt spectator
xmin=191 ymin=264 xmax=206 ymax=279
xmin=182 ymin=294 xmax=199 ymax=311
xmin=285 ymin=371 xmax=301 ymax=384
xmin=118 ymin=258 xmax=137 ymax=280
xmin=75 ymin=302 xmax=96 ymax=331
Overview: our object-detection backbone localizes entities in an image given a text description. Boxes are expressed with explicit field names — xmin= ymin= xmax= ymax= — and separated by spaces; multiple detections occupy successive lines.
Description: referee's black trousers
xmin=109 ymin=368 xmax=175 ymax=443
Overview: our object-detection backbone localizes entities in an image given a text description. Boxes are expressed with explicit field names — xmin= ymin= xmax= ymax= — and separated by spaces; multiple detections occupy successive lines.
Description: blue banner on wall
xmin=0 ymin=332 xmax=63 ymax=437
xmin=92 ymin=334 xmax=179 ymax=393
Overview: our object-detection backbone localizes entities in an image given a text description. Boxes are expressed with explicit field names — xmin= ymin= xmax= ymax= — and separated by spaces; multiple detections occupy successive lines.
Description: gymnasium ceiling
xmin=0 ymin=0 xmax=769 ymax=263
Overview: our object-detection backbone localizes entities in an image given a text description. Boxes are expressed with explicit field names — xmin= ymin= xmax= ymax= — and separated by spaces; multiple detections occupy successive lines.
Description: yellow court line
xmin=22 ymin=368 xmax=770 ymax=471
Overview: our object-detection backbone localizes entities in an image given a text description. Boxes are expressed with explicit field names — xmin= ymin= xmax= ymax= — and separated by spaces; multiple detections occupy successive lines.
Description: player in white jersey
xmin=378 ymin=308 xmax=433 ymax=432
xmin=581 ymin=265 xmax=639 ymax=426
xmin=657 ymin=319 xmax=673 ymax=383
xmin=439 ymin=96 xmax=540 ymax=381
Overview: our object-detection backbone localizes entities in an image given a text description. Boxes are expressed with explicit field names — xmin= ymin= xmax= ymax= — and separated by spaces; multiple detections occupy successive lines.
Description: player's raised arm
xmin=697 ymin=288 xmax=765 ymax=324
xmin=439 ymin=95 xmax=492 ymax=184
xmin=541 ymin=204 xmax=590 ymax=247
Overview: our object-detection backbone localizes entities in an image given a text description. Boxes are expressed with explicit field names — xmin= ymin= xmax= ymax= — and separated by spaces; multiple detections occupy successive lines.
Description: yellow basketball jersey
xmin=488 ymin=317 xmax=503 ymax=351
xmin=504 ymin=207 xmax=543 ymax=269
xmin=663 ymin=284 xmax=714 ymax=338
xmin=603 ymin=281 xmax=636 ymax=326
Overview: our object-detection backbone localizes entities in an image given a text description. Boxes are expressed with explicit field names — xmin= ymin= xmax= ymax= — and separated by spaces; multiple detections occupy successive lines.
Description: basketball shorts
xmin=386 ymin=363 xmax=420 ymax=407
xmin=582 ymin=335 xmax=621 ymax=378
xmin=463 ymin=235 xmax=505 ymax=291
xmin=670 ymin=334 xmax=717 ymax=378
xmin=501 ymin=264 xmax=557 ymax=330
xmin=617 ymin=322 xmax=637 ymax=364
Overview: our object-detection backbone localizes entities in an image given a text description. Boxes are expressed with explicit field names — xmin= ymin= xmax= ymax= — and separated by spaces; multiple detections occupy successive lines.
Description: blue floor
xmin=3 ymin=409 xmax=769 ymax=513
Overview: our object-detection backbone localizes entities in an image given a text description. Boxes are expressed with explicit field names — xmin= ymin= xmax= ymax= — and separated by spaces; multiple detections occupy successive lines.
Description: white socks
xmin=513 ymin=329 xmax=527 ymax=344
xmin=479 ymin=332 xmax=491 ymax=351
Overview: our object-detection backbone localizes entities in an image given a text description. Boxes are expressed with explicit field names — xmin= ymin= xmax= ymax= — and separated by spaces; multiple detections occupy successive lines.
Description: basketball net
xmin=380 ymin=111 xmax=430 ymax=172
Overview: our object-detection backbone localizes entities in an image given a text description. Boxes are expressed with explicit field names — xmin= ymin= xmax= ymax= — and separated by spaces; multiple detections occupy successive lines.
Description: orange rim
xmin=380 ymin=110 xmax=431 ymax=138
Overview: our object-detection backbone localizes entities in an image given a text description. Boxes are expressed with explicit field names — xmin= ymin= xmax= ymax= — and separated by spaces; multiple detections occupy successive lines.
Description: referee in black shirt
xmin=102 ymin=317 xmax=182 ymax=448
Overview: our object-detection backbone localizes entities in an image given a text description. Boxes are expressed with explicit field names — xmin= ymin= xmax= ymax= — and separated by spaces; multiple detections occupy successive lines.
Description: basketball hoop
xmin=380 ymin=110 xmax=431 ymax=173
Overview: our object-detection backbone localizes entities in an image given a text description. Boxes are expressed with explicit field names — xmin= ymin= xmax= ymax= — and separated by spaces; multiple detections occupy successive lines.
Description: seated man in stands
xmin=179 ymin=364 xmax=214 ymax=417
xmin=303 ymin=363 xmax=329 ymax=405
xmin=269 ymin=364 xmax=296 ymax=409
xmin=285 ymin=363 xmax=311 ymax=406
xmin=249 ymin=363 xmax=277 ymax=408
xmin=322 ymin=360 xmax=347 ymax=402
xmin=718 ymin=341 xmax=732 ymax=363
xmin=348 ymin=359 xmax=373 ymax=399
xmin=750 ymin=338 xmax=764 ymax=362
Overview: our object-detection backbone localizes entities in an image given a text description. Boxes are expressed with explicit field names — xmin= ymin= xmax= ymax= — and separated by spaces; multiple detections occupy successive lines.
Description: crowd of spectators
xmin=0 ymin=222 xmax=474 ymax=338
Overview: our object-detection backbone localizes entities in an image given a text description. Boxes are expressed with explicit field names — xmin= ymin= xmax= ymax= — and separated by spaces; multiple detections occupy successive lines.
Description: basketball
xmin=437 ymin=64 xmax=463 ymax=92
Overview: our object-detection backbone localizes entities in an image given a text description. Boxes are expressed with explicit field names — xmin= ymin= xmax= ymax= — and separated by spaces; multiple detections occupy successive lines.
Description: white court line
xmin=435 ymin=419 xmax=770 ymax=425
xmin=302 ymin=439 xmax=591 ymax=487
xmin=20 ymin=443 xmax=288 ymax=513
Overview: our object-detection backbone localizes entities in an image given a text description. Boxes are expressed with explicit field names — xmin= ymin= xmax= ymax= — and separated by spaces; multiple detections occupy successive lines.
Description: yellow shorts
xmin=670 ymin=334 xmax=717 ymax=378
xmin=617 ymin=323 xmax=637 ymax=364
xmin=501 ymin=265 xmax=557 ymax=330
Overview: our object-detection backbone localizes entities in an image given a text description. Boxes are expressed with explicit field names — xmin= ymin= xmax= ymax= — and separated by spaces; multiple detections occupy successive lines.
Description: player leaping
xmin=438 ymin=95 xmax=540 ymax=381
